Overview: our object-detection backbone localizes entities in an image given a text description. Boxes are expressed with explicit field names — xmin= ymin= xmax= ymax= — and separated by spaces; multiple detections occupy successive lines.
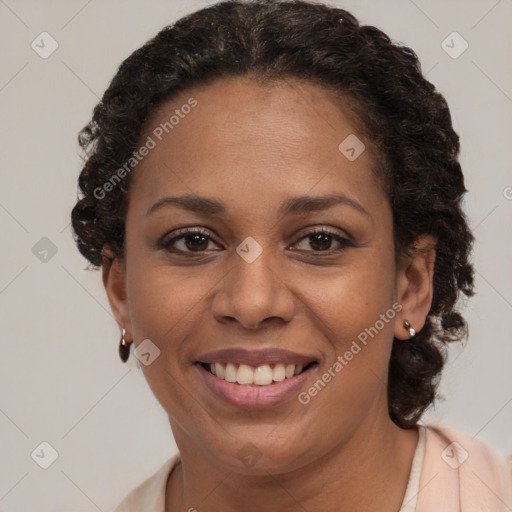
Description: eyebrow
xmin=145 ymin=193 xmax=370 ymax=218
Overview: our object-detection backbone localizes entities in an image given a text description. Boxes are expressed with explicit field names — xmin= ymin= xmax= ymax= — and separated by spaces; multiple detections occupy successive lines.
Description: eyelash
xmin=158 ymin=226 xmax=354 ymax=256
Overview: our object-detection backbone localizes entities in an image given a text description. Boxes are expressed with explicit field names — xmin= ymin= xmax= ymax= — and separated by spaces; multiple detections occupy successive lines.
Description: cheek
xmin=124 ymin=261 xmax=211 ymax=416
xmin=304 ymin=252 xmax=397 ymax=343
xmin=122 ymin=232 xmax=217 ymax=393
xmin=126 ymin=265 xmax=208 ymax=356
xmin=301 ymin=253 xmax=398 ymax=404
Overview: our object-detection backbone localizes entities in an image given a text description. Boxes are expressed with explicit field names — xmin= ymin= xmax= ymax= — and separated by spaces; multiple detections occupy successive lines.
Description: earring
xmin=119 ymin=328 xmax=132 ymax=363
xmin=403 ymin=320 xmax=416 ymax=338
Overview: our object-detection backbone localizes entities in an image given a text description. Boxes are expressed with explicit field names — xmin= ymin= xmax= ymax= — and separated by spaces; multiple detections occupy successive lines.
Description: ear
xmin=101 ymin=245 xmax=132 ymax=341
xmin=394 ymin=234 xmax=437 ymax=340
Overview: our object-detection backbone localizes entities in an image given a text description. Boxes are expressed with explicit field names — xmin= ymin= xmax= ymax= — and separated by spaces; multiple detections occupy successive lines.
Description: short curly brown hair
xmin=71 ymin=0 xmax=475 ymax=428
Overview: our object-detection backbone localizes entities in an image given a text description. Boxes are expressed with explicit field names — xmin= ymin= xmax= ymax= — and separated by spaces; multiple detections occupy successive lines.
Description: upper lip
xmin=196 ymin=348 xmax=318 ymax=367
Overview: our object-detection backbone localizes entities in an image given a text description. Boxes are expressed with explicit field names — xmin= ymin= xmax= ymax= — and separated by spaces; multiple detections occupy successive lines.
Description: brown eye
xmin=160 ymin=228 xmax=221 ymax=254
xmin=177 ymin=233 xmax=210 ymax=252
xmin=292 ymin=228 xmax=354 ymax=253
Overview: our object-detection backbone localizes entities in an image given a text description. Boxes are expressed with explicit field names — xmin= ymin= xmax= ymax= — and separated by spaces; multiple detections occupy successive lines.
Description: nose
xmin=211 ymin=248 xmax=295 ymax=330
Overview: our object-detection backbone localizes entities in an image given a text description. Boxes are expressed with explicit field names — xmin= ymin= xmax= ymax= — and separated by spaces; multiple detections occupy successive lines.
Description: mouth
xmin=195 ymin=355 xmax=319 ymax=409
xmin=196 ymin=361 xmax=318 ymax=386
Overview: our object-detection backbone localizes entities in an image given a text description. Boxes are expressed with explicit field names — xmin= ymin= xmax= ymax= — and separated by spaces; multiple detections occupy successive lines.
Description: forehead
xmin=129 ymin=76 xmax=386 ymax=218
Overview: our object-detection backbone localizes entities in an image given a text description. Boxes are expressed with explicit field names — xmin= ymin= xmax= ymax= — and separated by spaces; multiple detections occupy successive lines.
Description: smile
xmin=195 ymin=360 xmax=319 ymax=409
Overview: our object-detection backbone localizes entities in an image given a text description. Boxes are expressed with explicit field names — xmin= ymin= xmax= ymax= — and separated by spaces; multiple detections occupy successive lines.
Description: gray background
xmin=0 ymin=0 xmax=511 ymax=510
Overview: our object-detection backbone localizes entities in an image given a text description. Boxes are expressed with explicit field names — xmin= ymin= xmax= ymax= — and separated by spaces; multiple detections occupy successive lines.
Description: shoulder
xmin=112 ymin=453 xmax=181 ymax=512
xmin=424 ymin=424 xmax=511 ymax=474
xmin=418 ymin=424 xmax=512 ymax=511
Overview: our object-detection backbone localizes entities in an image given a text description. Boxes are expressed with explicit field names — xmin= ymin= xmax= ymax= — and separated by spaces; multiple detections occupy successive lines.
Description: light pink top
xmin=113 ymin=425 xmax=512 ymax=511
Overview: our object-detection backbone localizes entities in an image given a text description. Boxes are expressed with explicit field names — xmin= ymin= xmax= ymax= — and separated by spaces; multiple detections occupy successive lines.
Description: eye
xmin=291 ymin=227 xmax=354 ymax=254
xmin=159 ymin=227 xmax=221 ymax=254
xmin=158 ymin=226 xmax=354 ymax=256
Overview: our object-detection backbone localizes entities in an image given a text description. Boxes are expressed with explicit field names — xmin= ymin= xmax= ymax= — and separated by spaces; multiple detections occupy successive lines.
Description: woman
xmin=70 ymin=1 xmax=512 ymax=510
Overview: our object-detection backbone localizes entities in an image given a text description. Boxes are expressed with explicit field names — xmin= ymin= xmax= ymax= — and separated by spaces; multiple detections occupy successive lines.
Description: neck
xmin=166 ymin=415 xmax=418 ymax=512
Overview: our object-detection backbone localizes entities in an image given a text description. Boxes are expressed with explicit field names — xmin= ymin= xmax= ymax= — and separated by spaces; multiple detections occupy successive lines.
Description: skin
xmin=102 ymin=75 xmax=436 ymax=511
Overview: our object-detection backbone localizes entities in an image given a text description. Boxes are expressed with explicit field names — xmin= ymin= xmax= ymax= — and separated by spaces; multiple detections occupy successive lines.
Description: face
xmin=103 ymin=75 xmax=434 ymax=474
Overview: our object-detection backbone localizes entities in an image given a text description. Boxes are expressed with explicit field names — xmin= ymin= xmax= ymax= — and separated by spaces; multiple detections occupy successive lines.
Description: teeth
xmin=204 ymin=362 xmax=312 ymax=386
xmin=236 ymin=364 xmax=254 ymax=385
xmin=214 ymin=362 xmax=225 ymax=379
xmin=225 ymin=363 xmax=237 ymax=383
xmin=254 ymin=364 xmax=273 ymax=385
xmin=273 ymin=363 xmax=286 ymax=382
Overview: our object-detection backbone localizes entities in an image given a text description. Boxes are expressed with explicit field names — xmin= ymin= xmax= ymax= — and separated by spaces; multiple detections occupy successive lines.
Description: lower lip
xmin=196 ymin=363 xmax=317 ymax=409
